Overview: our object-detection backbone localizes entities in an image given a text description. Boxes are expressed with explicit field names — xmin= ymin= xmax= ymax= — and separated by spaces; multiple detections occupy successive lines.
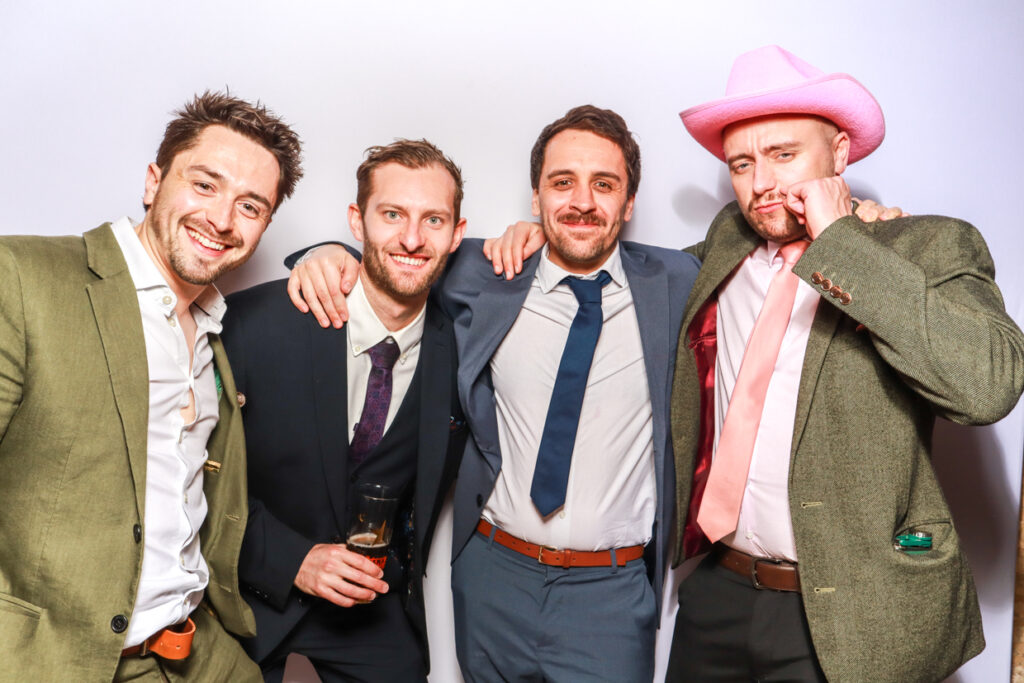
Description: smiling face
xmin=722 ymin=114 xmax=848 ymax=243
xmin=138 ymin=124 xmax=280 ymax=301
xmin=532 ymin=129 xmax=634 ymax=274
xmin=350 ymin=162 xmax=466 ymax=308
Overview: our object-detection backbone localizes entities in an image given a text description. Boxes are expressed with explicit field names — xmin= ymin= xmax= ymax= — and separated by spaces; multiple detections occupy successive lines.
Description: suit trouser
xmin=258 ymin=592 xmax=425 ymax=683
xmin=114 ymin=604 xmax=261 ymax=682
xmin=452 ymin=529 xmax=657 ymax=683
xmin=665 ymin=554 xmax=826 ymax=683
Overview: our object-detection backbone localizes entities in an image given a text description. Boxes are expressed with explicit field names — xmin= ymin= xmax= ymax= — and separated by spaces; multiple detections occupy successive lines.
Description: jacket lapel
xmin=791 ymin=299 xmax=842 ymax=453
xmin=83 ymin=225 xmax=149 ymax=521
xmin=309 ymin=319 xmax=351 ymax=534
xmin=682 ymin=222 xmax=761 ymax=340
xmin=457 ymin=261 xmax=537 ymax=400
xmin=414 ymin=302 xmax=452 ymax=551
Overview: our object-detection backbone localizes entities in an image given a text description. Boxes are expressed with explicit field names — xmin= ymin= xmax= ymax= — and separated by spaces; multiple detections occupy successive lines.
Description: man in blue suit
xmin=287 ymin=106 xmax=699 ymax=682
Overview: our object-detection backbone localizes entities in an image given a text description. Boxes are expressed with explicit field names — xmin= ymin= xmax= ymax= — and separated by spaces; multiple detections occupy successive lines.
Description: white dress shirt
xmin=484 ymin=244 xmax=656 ymax=551
xmin=714 ymin=240 xmax=819 ymax=561
xmin=345 ymin=275 xmax=425 ymax=440
xmin=111 ymin=217 xmax=223 ymax=645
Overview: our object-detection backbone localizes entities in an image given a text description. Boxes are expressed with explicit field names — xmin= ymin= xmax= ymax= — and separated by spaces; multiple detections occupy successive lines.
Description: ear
xmin=449 ymin=217 xmax=468 ymax=254
xmin=348 ymin=203 xmax=365 ymax=243
xmin=832 ymin=130 xmax=851 ymax=175
xmin=622 ymin=195 xmax=636 ymax=223
xmin=143 ymin=163 xmax=162 ymax=207
xmin=531 ymin=189 xmax=540 ymax=217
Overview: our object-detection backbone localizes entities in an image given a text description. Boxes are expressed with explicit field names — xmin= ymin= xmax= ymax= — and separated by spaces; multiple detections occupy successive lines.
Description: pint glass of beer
xmin=346 ymin=483 xmax=398 ymax=570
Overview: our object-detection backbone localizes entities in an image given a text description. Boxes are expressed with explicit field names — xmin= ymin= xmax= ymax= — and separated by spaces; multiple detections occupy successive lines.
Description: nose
xmin=752 ymin=161 xmax=777 ymax=196
xmin=399 ymin=220 xmax=425 ymax=252
xmin=206 ymin=196 xmax=235 ymax=233
xmin=569 ymin=183 xmax=595 ymax=213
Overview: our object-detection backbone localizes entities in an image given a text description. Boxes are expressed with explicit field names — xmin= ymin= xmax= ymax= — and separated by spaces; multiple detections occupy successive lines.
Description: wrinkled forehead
xmin=722 ymin=114 xmax=838 ymax=152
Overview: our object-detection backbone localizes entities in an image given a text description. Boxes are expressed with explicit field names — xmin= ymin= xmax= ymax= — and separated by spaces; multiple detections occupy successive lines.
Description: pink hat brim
xmin=680 ymin=73 xmax=885 ymax=163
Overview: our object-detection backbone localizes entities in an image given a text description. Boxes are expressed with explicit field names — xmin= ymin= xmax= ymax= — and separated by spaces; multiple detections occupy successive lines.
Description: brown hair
xmin=153 ymin=90 xmax=303 ymax=212
xmin=356 ymin=139 xmax=464 ymax=222
xmin=530 ymin=105 xmax=641 ymax=197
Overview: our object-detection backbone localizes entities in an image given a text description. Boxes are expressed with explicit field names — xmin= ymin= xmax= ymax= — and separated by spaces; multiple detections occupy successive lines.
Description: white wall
xmin=2 ymin=2 xmax=1021 ymax=681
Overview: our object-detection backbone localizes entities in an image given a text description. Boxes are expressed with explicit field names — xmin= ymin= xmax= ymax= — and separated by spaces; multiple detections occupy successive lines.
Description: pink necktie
xmin=696 ymin=239 xmax=809 ymax=543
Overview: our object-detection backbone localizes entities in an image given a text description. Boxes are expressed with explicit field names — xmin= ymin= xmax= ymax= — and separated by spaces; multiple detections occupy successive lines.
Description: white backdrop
xmin=2 ymin=2 xmax=1022 ymax=681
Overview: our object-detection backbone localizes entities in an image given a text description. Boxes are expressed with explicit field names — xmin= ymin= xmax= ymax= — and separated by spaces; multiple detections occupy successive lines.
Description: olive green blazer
xmin=671 ymin=203 xmax=1024 ymax=682
xmin=0 ymin=224 xmax=255 ymax=681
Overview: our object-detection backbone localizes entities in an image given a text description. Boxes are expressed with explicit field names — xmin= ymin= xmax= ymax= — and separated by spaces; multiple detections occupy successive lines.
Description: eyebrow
xmin=545 ymin=169 xmax=623 ymax=182
xmin=188 ymin=164 xmax=273 ymax=211
xmin=725 ymin=140 xmax=802 ymax=165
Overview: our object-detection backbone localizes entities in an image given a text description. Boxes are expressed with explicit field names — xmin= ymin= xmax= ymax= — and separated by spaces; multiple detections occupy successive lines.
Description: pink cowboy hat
xmin=680 ymin=45 xmax=885 ymax=163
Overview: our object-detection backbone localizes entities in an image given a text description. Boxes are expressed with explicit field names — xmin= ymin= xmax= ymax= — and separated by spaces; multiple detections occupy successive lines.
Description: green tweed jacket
xmin=671 ymin=203 xmax=1024 ymax=682
xmin=0 ymin=224 xmax=255 ymax=681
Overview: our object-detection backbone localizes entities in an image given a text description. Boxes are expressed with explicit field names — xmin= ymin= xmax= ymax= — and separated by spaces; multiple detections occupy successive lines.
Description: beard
xmin=541 ymin=208 xmax=625 ymax=269
xmin=147 ymin=192 xmax=252 ymax=287
xmin=361 ymin=237 xmax=447 ymax=301
xmin=742 ymin=194 xmax=806 ymax=243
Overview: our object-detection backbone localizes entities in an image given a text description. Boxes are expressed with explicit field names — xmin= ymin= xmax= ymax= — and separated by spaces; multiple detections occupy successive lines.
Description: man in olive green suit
xmin=0 ymin=92 xmax=302 ymax=681
xmin=667 ymin=47 xmax=1024 ymax=681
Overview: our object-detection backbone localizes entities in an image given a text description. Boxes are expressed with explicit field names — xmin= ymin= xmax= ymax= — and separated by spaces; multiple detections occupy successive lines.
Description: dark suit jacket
xmin=0 ymin=225 xmax=255 ymax=680
xmin=672 ymin=203 xmax=1024 ymax=682
xmin=221 ymin=278 xmax=465 ymax=669
xmin=441 ymin=238 xmax=700 ymax=605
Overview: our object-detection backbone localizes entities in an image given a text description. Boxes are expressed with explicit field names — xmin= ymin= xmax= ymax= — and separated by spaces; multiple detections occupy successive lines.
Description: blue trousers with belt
xmin=452 ymin=528 xmax=657 ymax=683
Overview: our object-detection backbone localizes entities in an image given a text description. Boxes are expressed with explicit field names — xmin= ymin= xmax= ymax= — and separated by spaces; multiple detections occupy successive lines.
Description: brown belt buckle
xmin=537 ymin=545 xmax=559 ymax=565
xmin=750 ymin=556 xmax=782 ymax=590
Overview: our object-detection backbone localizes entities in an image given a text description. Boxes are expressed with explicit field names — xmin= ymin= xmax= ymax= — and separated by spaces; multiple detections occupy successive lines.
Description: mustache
xmin=557 ymin=211 xmax=606 ymax=227
xmin=749 ymin=193 xmax=788 ymax=213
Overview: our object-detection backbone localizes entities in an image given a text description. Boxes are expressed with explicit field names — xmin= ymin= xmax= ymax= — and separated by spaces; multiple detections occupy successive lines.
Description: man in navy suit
xmin=287 ymin=106 xmax=700 ymax=682
xmin=221 ymin=139 xmax=468 ymax=682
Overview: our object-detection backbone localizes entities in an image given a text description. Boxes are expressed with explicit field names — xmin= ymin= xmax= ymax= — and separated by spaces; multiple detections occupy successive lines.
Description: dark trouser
xmin=258 ymin=592 xmax=425 ymax=683
xmin=666 ymin=554 xmax=827 ymax=683
xmin=114 ymin=605 xmax=261 ymax=682
xmin=452 ymin=529 xmax=657 ymax=683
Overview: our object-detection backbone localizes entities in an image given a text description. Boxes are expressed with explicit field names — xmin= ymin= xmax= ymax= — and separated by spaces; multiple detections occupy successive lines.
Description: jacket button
xmin=133 ymin=524 xmax=142 ymax=543
xmin=476 ymin=494 xmax=483 ymax=507
xmin=829 ymin=285 xmax=843 ymax=298
xmin=840 ymin=292 xmax=853 ymax=305
xmin=820 ymin=278 xmax=833 ymax=290
xmin=811 ymin=272 xmax=823 ymax=285
xmin=111 ymin=614 xmax=128 ymax=633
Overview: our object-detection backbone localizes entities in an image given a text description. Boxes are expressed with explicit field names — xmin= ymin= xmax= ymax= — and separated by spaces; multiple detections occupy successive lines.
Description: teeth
xmin=188 ymin=228 xmax=226 ymax=251
xmin=392 ymin=254 xmax=426 ymax=266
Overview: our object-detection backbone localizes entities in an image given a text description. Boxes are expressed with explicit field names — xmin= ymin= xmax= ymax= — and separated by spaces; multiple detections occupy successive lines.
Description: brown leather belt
xmin=476 ymin=519 xmax=644 ymax=568
xmin=120 ymin=617 xmax=196 ymax=660
xmin=715 ymin=545 xmax=801 ymax=592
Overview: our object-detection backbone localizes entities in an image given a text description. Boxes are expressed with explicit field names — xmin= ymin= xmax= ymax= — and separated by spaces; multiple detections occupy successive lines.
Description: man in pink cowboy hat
xmin=665 ymin=45 xmax=1024 ymax=682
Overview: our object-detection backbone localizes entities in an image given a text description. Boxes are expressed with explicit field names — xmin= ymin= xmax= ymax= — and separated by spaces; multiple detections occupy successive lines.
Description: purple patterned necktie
xmin=349 ymin=337 xmax=401 ymax=464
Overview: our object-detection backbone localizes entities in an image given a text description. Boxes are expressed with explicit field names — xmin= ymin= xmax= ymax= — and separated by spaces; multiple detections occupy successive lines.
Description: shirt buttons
xmin=354 ymin=344 xmax=362 ymax=353
xmin=162 ymin=295 xmax=173 ymax=306
xmin=168 ymin=317 xmax=177 ymax=328
xmin=746 ymin=531 xmax=754 ymax=540
xmin=558 ymin=511 xmax=566 ymax=519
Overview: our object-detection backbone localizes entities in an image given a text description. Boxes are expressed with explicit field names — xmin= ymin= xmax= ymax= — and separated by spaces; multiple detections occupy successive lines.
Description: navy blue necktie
xmin=349 ymin=338 xmax=401 ymax=464
xmin=530 ymin=271 xmax=612 ymax=517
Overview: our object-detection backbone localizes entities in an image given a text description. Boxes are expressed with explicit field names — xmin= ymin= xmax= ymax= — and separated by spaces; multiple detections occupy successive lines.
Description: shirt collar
xmin=535 ymin=242 xmax=626 ymax=294
xmin=109 ymin=216 xmax=227 ymax=329
xmin=346 ymin=275 xmax=426 ymax=359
